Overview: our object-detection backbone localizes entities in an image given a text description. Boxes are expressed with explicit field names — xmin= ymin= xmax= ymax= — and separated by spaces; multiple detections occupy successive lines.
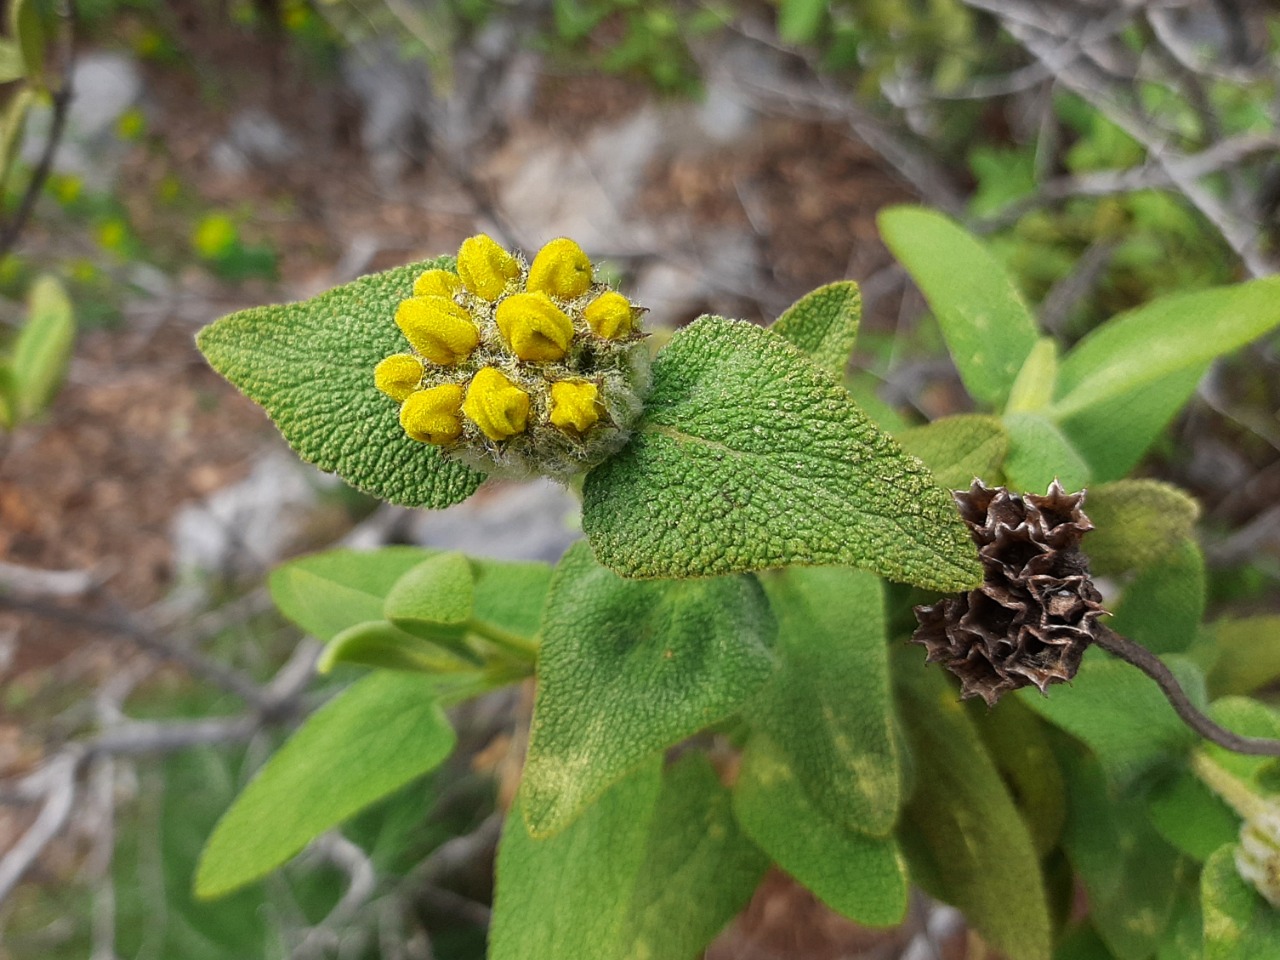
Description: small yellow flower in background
xmin=584 ymin=291 xmax=635 ymax=340
xmin=194 ymin=213 xmax=238 ymax=260
xmin=400 ymin=384 xmax=465 ymax=444
xmin=464 ymin=368 xmax=531 ymax=441
xmin=374 ymin=354 xmax=425 ymax=402
xmin=549 ymin=380 xmax=600 ymax=433
xmin=413 ymin=269 xmax=463 ymax=300
xmin=457 ymin=234 xmax=521 ymax=301
xmin=395 ymin=296 xmax=480 ymax=365
xmin=527 ymin=238 xmax=593 ymax=300
xmin=496 ymin=292 xmax=575 ymax=362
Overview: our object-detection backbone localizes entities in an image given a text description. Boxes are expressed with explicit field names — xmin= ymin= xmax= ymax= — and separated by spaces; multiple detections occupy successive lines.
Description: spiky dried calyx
xmin=911 ymin=479 xmax=1106 ymax=706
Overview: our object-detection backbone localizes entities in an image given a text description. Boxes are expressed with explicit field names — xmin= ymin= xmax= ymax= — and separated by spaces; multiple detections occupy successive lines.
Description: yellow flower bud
xmin=584 ymin=291 xmax=634 ymax=340
xmin=457 ymin=234 xmax=520 ymax=301
xmin=527 ymin=238 xmax=593 ymax=300
xmin=399 ymin=384 xmax=465 ymax=444
xmin=395 ymin=296 xmax=479 ymax=365
xmin=495 ymin=292 xmax=575 ymax=362
xmin=549 ymin=380 xmax=601 ymax=433
xmin=412 ymin=269 xmax=463 ymax=300
xmin=374 ymin=353 xmax=424 ymax=402
xmin=463 ymin=367 xmax=530 ymax=441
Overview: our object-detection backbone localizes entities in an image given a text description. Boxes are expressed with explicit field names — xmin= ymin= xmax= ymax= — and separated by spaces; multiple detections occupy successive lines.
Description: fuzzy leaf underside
xmin=1018 ymin=655 xmax=1203 ymax=788
xmin=196 ymin=259 xmax=485 ymax=509
xmin=1208 ymin=616 xmax=1280 ymax=697
xmin=492 ymin=754 xmax=766 ymax=960
xmin=490 ymin=759 xmax=662 ymax=960
xmin=1083 ymin=480 xmax=1202 ymax=575
xmin=195 ymin=672 xmax=455 ymax=898
xmin=521 ymin=542 xmax=776 ymax=837
xmin=620 ymin=754 xmax=771 ymax=959
xmin=897 ymin=660 xmax=1052 ymax=960
xmin=878 ymin=206 xmax=1040 ymax=408
xmin=895 ymin=414 xmax=1009 ymax=490
xmin=1109 ymin=537 xmax=1205 ymax=655
xmin=755 ymin=567 xmax=899 ymax=836
xmin=582 ymin=317 xmax=981 ymax=591
xmin=770 ymin=281 xmax=862 ymax=377
xmin=733 ymin=734 xmax=908 ymax=927
xmin=1060 ymin=753 xmax=1188 ymax=960
xmin=1201 ymin=845 xmax=1280 ymax=960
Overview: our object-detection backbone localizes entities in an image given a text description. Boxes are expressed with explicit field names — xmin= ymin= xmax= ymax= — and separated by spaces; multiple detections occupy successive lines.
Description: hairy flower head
xmin=375 ymin=234 xmax=650 ymax=479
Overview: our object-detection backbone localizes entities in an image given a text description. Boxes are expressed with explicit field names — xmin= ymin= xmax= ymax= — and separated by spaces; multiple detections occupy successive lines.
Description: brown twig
xmin=1095 ymin=625 xmax=1280 ymax=757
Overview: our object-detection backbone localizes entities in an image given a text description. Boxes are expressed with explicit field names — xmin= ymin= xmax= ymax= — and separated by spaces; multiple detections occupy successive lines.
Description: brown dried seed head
xmin=911 ymin=479 xmax=1106 ymax=706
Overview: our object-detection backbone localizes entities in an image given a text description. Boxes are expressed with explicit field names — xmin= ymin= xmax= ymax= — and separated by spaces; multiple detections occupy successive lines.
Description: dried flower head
xmin=911 ymin=479 xmax=1106 ymax=705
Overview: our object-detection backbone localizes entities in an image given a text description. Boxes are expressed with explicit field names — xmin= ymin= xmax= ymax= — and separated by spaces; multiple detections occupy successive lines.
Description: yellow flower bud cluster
xmin=374 ymin=234 xmax=650 ymax=480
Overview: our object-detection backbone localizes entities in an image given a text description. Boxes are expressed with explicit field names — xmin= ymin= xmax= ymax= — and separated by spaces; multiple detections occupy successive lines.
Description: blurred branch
xmin=0 ymin=592 xmax=271 ymax=709
xmin=0 ymin=561 xmax=100 ymax=598
xmin=0 ymin=640 xmax=319 ymax=906
xmin=958 ymin=0 xmax=1277 ymax=276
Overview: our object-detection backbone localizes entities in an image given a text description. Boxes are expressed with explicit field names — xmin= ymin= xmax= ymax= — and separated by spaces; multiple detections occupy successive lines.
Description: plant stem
xmin=1190 ymin=750 xmax=1268 ymax=821
xmin=469 ymin=620 xmax=539 ymax=662
xmin=1095 ymin=625 xmax=1280 ymax=757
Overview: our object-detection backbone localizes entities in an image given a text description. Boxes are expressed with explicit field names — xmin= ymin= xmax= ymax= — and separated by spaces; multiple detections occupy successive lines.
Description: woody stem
xmin=1095 ymin=625 xmax=1280 ymax=757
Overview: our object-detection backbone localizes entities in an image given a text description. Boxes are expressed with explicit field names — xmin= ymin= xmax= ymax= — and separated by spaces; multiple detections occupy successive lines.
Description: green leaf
xmin=755 ymin=567 xmax=899 ymax=835
xmin=777 ymin=0 xmax=827 ymax=43
xmin=1207 ymin=617 xmax=1280 ymax=698
xmin=1052 ymin=278 xmax=1280 ymax=422
xmin=770 ymin=281 xmax=861 ymax=378
xmin=383 ymin=551 xmax=474 ymax=632
xmin=0 ymin=362 xmax=13 ymax=429
xmin=1109 ymin=537 xmax=1205 ymax=655
xmin=733 ymin=734 xmax=907 ymax=926
xmin=621 ymin=753 xmax=770 ymax=958
xmin=897 ymin=658 xmax=1052 ymax=960
xmin=0 ymin=40 xmax=24 ymax=83
xmin=195 ymin=671 xmax=455 ymax=898
xmin=1158 ymin=883 xmax=1205 ymax=960
xmin=317 ymin=619 xmax=477 ymax=674
xmin=1057 ymin=363 xmax=1207 ymax=483
xmin=1198 ymin=697 xmax=1280 ymax=789
xmin=490 ymin=757 xmax=663 ymax=960
xmin=582 ymin=317 xmax=981 ymax=591
xmin=1056 ymin=925 xmax=1120 ymax=960
xmin=469 ymin=557 xmax=554 ymax=639
xmin=11 ymin=274 xmax=74 ymax=422
xmin=1017 ymin=655 xmax=1203 ymax=788
xmin=522 ymin=542 xmax=775 ymax=837
xmin=1084 ymin=480 xmax=1202 ymax=576
xmin=1060 ymin=748 xmax=1189 ymax=960
xmin=878 ymin=206 xmax=1039 ymax=408
xmin=972 ymin=698 xmax=1066 ymax=857
xmin=1202 ymin=844 xmax=1280 ymax=960
xmin=1005 ymin=337 xmax=1059 ymax=414
xmin=895 ymin=414 xmax=1008 ymax=489
xmin=1002 ymin=411 xmax=1090 ymax=493
xmin=1148 ymin=768 xmax=1238 ymax=862
xmin=196 ymin=259 xmax=485 ymax=509
xmin=0 ymin=86 xmax=34 ymax=191
xmin=269 ymin=546 xmax=436 ymax=642
xmin=9 ymin=0 xmax=43 ymax=84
